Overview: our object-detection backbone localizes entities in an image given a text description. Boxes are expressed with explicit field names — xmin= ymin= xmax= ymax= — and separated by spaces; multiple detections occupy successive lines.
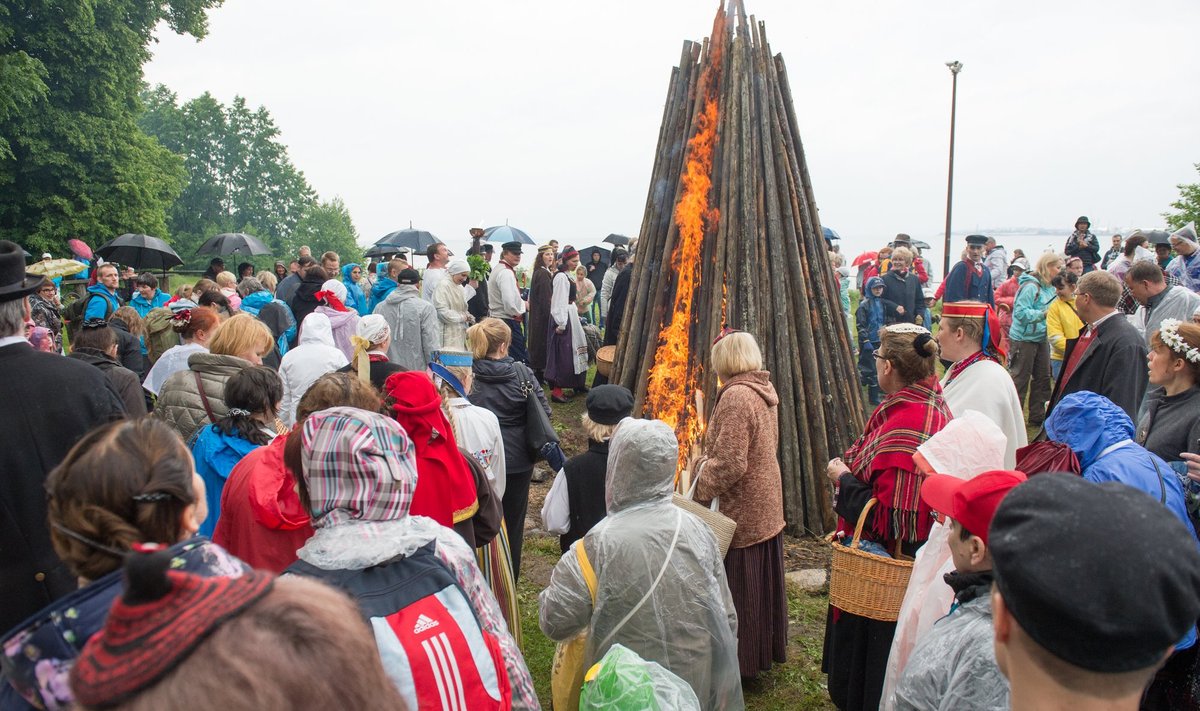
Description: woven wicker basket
xmin=595 ymin=345 xmax=616 ymax=377
xmin=828 ymin=498 xmax=914 ymax=621
xmin=672 ymin=493 xmax=736 ymax=557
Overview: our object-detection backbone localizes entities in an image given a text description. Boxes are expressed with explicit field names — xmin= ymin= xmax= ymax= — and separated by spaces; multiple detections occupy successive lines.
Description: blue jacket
xmin=0 ymin=538 xmax=248 ymax=711
xmin=369 ymin=276 xmax=398 ymax=313
xmin=1009 ymin=272 xmax=1055 ymax=343
xmin=1047 ymin=391 xmax=1198 ymax=651
xmin=82 ymin=284 xmax=121 ymax=321
xmin=240 ymin=289 xmax=297 ymax=355
xmin=128 ymin=289 xmax=170 ymax=318
xmin=190 ymin=425 xmax=266 ymax=538
xmin=342 ymin=264 xmax=370 ymax=316
xmin=943 ymin=260 xmax=994 ymax=305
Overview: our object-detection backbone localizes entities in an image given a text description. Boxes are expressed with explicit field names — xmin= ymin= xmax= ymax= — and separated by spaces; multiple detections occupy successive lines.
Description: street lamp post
xmin=942 ymin=61 xmax=963 ymax=278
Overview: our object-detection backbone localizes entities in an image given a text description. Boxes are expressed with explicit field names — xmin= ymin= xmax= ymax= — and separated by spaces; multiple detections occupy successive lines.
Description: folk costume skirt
xmin=545 ymin=324 xmax=586 ymax=390
xmin=726 ymin=532 xmax=788 ymax=678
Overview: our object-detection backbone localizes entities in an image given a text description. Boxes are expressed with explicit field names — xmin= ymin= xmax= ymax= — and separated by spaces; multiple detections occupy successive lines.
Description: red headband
xmin=314 ymin=290 xmax=348 ymax=312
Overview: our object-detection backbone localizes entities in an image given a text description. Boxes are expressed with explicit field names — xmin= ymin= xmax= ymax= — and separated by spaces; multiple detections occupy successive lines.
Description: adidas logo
xmin=413 ymin=614 xmax=439 ymax=634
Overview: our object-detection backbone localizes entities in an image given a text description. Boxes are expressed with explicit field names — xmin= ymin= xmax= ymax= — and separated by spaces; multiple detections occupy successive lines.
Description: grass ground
xmin=519 ymin=386 xmax=837 ymax=709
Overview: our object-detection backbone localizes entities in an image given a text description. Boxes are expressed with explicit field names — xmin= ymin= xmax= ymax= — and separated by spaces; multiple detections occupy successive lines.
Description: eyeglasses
xmin=872 ymin=350 xmax=890 ymax=361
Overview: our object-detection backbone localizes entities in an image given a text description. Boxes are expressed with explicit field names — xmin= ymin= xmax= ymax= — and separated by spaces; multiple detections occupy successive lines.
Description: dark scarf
xmin=943 ymin=569 xmax=994 ymax=606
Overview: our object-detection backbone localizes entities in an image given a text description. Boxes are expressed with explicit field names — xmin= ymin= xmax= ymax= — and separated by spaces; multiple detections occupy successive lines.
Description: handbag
xmin=512 ymin=362 xmax=560 ymax=457
xmin=551 ymin=541 xmax=598 ymax=711
xmin=672 ymin=465 xmax=737 ymax=557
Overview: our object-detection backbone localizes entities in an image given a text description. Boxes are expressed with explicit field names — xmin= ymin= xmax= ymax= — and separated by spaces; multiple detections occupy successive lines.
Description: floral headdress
xmin=1159 ymin=319 xmax=1200 ymax=364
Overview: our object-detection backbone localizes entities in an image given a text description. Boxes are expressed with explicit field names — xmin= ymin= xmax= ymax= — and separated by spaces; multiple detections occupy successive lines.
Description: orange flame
xmin=644 ymin=95 xmax=720 ymax=477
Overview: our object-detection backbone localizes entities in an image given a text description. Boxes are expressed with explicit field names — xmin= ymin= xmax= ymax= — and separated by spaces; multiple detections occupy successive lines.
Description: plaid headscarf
xmin=301 ymin=406 xmax=419 ymax=528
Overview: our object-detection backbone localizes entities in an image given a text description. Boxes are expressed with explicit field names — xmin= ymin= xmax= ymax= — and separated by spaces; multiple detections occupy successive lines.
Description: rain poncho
xmin=881 ymin=411 xmax=1007 ymax=710
xmin=538 ymin=419 xmax=744 ymax=711
xmin=1166 ymin=222 xmax=1200 ymax=293
xmin=341 ymin=263 xmax=370 ymax=315
xmin=279 ymin=313 xmax=349 ymax=425
xmin=1046 ymin=391 xmax=1197 ymax=651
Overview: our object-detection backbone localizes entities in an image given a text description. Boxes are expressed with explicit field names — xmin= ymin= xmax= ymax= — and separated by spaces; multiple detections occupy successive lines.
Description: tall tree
xmin=0 ymin=0 xmax=222 ymax=256
xmin=1165 ymin=163 xmax=1200 ymax=230
xmin=289 ymin=197 xmax=363 ymax=267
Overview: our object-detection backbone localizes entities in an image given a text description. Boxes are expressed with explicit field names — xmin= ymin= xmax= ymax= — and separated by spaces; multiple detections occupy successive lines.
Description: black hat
xmin=990 ymin=473 xmax=1200 ymax=673
xmin=480 ymin=243 xmax=494 ymax=253
xmin=585 ymin=385 xmax=634 ymax=425
xmin=0 ymin=240 xmax=42 ymax=303
xmin=397 ymin=268 xmax=420 ymax=285
xmin=501 ymin=241 xmax=523 ymax=255
xmin=965 ymin=234 xmax=988 ymax=246
xmin=1075 ymin=216 xmax=1090 ymax=226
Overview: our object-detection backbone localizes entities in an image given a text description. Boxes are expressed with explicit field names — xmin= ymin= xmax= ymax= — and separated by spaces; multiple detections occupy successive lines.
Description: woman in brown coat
xmin=526 ymin=244 xmax=555 ymax=379
xmin=693 ymin=330 xmax=787 ymax=679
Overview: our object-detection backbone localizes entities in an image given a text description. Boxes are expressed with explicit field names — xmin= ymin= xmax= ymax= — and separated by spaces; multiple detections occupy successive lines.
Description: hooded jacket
xmin=538 ymin=420 xmax=745 ymax=711
xmin=433 ymin=274 xmax=471 ymax=351
xmin=693 ymin=370 xmax=786 ymax=549
xmin=315 ymin=303 xmax=360 ymax=362
xmin=213 ymin=435 xmax=314 ymax=573
xmin=341 ymin=264 xmax=370 ymax=316
xmin=67 ymin=348 xmax=147 ymax=417
xmin=279 ymin=313 xmax=349 ymax=425
xmin=471 ymin=356 xmax=552 ymax=473
xmin=983 ymin=245 xmax=1008 ymax=289
xmin=288 ymin=270 xmax=328 ymax=330
xmin=82 ymin=283 xmax=121 ymax=321
xmin=191 ymin=424 xmax=272 ymax=538
xmin=154 ymin=352 xmax=254 ymax=444
xmin=1009 ymin=272 xmax=1055 ymax=343
xmin=373 ymin=285 xmax=440 ymax=371
xmin=368 ymin=275 xmax=398 ymax=312
xmin=128 ymin=288 xmax=169 ymax=318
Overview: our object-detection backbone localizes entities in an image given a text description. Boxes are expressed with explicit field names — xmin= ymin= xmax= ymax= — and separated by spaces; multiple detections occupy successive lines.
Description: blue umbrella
xmin=822 ymin=226 xmax=841 ymax=242
xmin=484 ymin=224 xmax=535 ymax=245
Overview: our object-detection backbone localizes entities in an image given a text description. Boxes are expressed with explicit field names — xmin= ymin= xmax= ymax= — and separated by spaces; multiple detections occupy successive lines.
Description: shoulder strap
xmin=193 ymin=371 xmax=217 ymax=422
xmin=511 ymin=361 xmax=534 ymax=395
xmin=1150 ymin=456 xmax=1167 ymax=505
xmin=575 ymin=541 xmax=598 ymax=604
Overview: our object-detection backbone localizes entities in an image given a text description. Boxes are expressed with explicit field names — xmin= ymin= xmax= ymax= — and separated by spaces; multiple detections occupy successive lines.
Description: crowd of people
xmin=3 ymin=211 xmax=1200 ymax=710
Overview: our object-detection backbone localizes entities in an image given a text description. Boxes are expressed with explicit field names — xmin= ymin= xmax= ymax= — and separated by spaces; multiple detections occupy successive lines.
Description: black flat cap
xmin=585 ymin=385 xmax=634 ymax=425
xmin=990 ymin=473 xmax=1200 ymax=673
xmin=480 ymin=243 xmax=494 ymax=253
xmin=397 ymin=268 xmax=420 ymax=285
xmin=965 ymin=234 xmax=989 ymax=246
xmin=501 ymin=241 xmax=523 ymax=255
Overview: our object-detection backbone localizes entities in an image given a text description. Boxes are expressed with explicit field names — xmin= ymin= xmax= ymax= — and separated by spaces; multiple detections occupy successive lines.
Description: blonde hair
xmin=467 ymin=318 xmax=512 ymax=359
xmin=1035 ymin=252 xmax=1063 ymax=284
xmin=256 ymin=271 xmax=278 ymax=292
xmin=207 ymin=313 xmax=273 ymax=358
xmin=712 ymin=331 xmax=763 ymax=380
xmin=891 ymin=246 xmax=913 ymax=264
xmin=582 ymin=413 xmax=618 ymax=443
xmin=575 ymin=265 xmax=587 ymax=279
xmin=214 ymin=271 xmax=237 ymax=288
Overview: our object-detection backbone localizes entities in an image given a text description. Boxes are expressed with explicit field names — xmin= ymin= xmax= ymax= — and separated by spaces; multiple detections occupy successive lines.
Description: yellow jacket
xmin=1046 ymin=296 xmax=1083 ymax=361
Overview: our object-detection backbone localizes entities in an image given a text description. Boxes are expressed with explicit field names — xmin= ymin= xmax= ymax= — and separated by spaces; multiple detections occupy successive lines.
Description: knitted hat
xmin=71 ymin=546 xmax=273 ymax=707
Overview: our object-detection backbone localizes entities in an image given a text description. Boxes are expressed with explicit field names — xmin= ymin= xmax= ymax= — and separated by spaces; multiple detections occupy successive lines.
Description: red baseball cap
xmin=920 ymin=470 xmax=1028 ymax=545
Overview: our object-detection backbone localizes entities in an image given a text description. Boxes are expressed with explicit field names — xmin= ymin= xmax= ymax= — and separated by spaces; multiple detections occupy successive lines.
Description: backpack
xmin=143 ymin=308 xmax=181 ymax=365
xmin=287 ymin=541 xmax=512 ymax=710
xmin=64 ymin=292 xmax=115 ymax=340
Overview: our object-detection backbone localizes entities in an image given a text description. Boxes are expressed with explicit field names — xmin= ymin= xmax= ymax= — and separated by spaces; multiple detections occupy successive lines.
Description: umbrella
xmin=27 ymin=258 xmax=88 ymax=278
xmin=852 ymin=251 xmax=878 ymax=267
xmin=363 ymin=243 xmax=410 ymax=259
xmin=96 ymin=234 xmax=183 ymax=271
xmin=196 ymin=232 xmax=271 ymax=256
xmin=910 ymin=239 xmax=932 ymax=250
xmin=578 ymin=245 xmax=612 ymax=265
xmin=822 ymin=226 xmax=841 ymax=242
xmin=602 ymin=233 xmax=631 ymax=246
xmin=67 ymin=238 xmax=93 ymax=260
xmin=376 ymin=224 xmax=442 ymax=252
xmin=1143 ymin=229 xmax=1172 ymax=246
xmin=483 ymin=224 xmax=535 ymax=245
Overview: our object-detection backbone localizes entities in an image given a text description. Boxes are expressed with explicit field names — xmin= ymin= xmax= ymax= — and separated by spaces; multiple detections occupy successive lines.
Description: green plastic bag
xmin=578 ymin=644 xmax=700 ymax=711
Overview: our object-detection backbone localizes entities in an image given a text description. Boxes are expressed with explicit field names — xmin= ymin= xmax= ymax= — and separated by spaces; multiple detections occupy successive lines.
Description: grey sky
xmin=143 ymin=1 xmax=1200 ymax=268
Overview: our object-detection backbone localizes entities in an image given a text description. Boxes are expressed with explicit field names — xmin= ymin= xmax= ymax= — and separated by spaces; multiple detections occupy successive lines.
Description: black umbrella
xmin=376 ymin=224 xmax=442 ymax=253
xmin=602 ymin=233 xmax=631 ymax=246
xmin=196 ymin=232 xmax=271 ymax=256
xmin=96 ymin=234 xmax=183 ymax=271
xmin=910 ymin=239 xmax=932 ymax=250
xmin=1144 ymin=229 xmax=1173 ymax=246
xmin=578 ymin=245 xmax=612 ymax=265
xmin=363 ymin=243 xmax=410 ymax=259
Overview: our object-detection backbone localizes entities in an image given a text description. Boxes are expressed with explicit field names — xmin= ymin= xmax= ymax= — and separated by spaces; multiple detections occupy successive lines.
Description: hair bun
xmin=913 ymin=333 xmax=937 ymax=358
xmin=122 ymin=544 xmax=175 ymax=605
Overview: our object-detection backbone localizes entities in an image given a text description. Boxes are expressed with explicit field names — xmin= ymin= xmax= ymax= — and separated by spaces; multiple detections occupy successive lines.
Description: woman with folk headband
xmin=822 ymin=323 xmax=950 ymax=711
xmin=339 ymin=313 xmax=403 ymax=391
xmin=527 ymin=244 xmax=555 ymax=381
xmin=1137 ymin=319 xmax=1200 ymax=469
xmin=545 ymin=246 xmax=589 ymax=402
xmin=383 ymin=370 xmax=486 ymax=546
xmin=935 ymin=301 xmax=1027 ymax=468
xmin=314 ymin=278 xmax=360 ymax=361
xmin=430 ymin=349 xmax=521 ymax=641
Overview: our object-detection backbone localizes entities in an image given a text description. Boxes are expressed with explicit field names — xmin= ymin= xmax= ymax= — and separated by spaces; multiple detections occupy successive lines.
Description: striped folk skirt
xmin=476 ymin=520 xmax=522 ymax=646
xmin=725 ymin=532 xmax=788 ymax=678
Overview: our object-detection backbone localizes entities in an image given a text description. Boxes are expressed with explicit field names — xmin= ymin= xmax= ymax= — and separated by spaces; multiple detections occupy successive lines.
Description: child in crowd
xmin=856 ymin=276 xmax=899 ymax=405
xmin=1045 ymin=272 xmax=1082 ymax=380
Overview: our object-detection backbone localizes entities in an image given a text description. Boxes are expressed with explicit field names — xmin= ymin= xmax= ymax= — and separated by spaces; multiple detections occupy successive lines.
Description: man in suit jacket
xmin=0 ymin=241 xmax=125 ymax=632
xmin=1048 ymin=270 xmax=1147 ymax=421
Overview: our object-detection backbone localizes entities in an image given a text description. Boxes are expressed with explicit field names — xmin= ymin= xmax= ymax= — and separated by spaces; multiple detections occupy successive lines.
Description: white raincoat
xmin=538 ymin=419 xmax=744 ymax=711
xmin=433 ymin=274 xmax=472 ymax=351
xmin=279 ymin=313 xmax=349 ymax=425
xmin=880 ymin=411 xmax=1007 ymax=711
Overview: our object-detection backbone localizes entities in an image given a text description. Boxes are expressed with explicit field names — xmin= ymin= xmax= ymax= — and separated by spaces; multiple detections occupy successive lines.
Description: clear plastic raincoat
xmin=538 ymin=419 xmax=744 ymax=711
xmin=881 ymin=411 xmax=1007 ymax=711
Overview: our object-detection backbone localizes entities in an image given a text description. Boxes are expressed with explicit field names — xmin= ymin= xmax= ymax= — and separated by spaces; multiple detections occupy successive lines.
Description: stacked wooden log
xmin=612 ymin=0 xmax=863 ymax=534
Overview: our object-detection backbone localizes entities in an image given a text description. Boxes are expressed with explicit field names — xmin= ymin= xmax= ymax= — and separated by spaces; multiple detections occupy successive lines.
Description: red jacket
xmin=213 ymin=436 xmax=314 ymax=573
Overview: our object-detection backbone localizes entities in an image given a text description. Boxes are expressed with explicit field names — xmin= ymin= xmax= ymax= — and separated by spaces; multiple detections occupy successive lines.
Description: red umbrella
xmin=852 ymin=250 xmax=877 ymax=267
xmin=67 ymin=238 xmax=93 ymax=260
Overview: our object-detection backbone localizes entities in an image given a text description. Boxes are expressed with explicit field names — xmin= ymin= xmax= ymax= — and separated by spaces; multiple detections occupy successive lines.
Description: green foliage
xmin=139 ymin=86 xmax=317 ymax=267
xmin=1165 ymin=163 xmax=1200 ymax=230
xmin=0 ymin=0 xmax=222 ymax=256
xmin=289 ymin=197 xmax=362 ymax=266
xmin=468 ymin=253 xmax=492 ymax=281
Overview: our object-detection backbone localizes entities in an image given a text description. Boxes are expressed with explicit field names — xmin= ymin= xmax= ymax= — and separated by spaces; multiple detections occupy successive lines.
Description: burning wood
xmin=612 ymin=1 xmax=863 ymax=534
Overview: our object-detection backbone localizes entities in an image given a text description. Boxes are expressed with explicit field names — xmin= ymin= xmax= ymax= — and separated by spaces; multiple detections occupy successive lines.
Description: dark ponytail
xmin=214 ymin=366 xmax=282 ymax=446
